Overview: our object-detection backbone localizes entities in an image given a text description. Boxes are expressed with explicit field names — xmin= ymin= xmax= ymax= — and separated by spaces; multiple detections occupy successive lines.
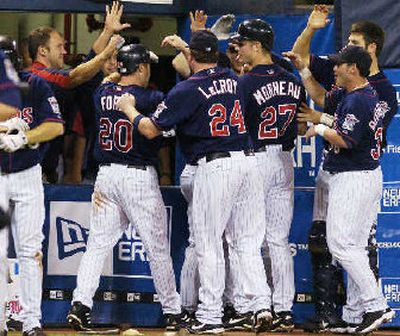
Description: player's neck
xmin=35 ymin=56 xmax=51 ymax=68
xmin=346 ymin=77 xmax=369 ymax=92
xmin=369 ymin=58 xmax=380 ymax=76
xmin=119 ymin=76 xmax=146 ymax=87
xmin=251 ymin=53 xmax=273 ymax=67
xmin=192 ymin=63 xmax=217 ymax=74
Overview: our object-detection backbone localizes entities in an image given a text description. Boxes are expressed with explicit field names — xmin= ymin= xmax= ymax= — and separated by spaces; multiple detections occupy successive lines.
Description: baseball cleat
xmin=271 ymin=311 xmax=294 ymax=332
xmin=164 ymin=311 xmax=190 ymax=331
xmin=303 ymin=313 xmax=348 ymax=333
xmin=22 ymin=327 xmax=46 ymax=336
xmin=355 ymin=308 xmax=395 ymax=334
xmin=184 ymin=318 xmax=224 ymax=334
xmin=223 ymin=311 xmax=253 ymax=331
xmin=67 ymin=301 xmax=92 ymax=331
xmin=253 ymin=309 xmax=273 ymax=333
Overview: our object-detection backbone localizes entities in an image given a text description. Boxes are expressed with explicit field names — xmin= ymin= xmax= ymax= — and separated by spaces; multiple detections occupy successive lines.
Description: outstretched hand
xmin=282 ymin=51 xmax=307 ymax=71
xmin=307 ymin=5 xmax=331 ymax=30
xmin=105 ymin=1 xmax=131 ymax=33
xmin=189 ymin=10 xmax=208 ymax=32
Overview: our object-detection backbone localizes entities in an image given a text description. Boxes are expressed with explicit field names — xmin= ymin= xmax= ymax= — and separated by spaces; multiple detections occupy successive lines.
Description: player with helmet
xmin=67 ymin=44 xmax=183 ymax=333
xmin=232 ymin=19 xmax=307 ymax=332
xmin=0 ymin=35 xmax=64 ymax=336
xmin=117 ymin=30 xmax=273 ymax=334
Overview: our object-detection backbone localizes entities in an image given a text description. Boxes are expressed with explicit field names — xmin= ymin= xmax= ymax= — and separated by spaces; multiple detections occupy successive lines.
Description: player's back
xmin=94 ymin=81 xmax=164 ymax=166
xmin=239 ymin=64 xmax=305 ymax=151
xmin=152 ymin=66 xmax=250 ymax=164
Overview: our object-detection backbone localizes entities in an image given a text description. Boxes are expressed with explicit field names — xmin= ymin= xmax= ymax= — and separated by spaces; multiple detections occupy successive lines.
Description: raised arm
xmin=291 ymin=5 xmax=330 ymax=67
xmin=283 ymin=51 xmax=327 ymax=108
xmin=92 ymin=1 xmax=130 ymax=54
xmin=68 ymin=35 xmax=123 ymax=88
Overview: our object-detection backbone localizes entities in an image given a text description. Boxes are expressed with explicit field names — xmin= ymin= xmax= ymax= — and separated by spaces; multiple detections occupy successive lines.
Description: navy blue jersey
xmin=323 ymin=85 xmax=386 ymax=172
xmin=93 ymin=82 xmax=164 ymax=166
xmin=239 ymin=64 xmax=306 ymax=151
xmin=1 ymin=72 xmax=64 ymax=173
xmin=151 ymin=67 xmax=250 ymax=164
xmin=0 ymin=50 xmax=21 ymax=109
xmin=311 ymin=54 xmax=397 ymax=148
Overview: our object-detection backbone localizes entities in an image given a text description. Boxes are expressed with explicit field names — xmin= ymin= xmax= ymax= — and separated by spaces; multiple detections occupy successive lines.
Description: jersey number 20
xmin=99 ymin=117 xmax=133 ymax=153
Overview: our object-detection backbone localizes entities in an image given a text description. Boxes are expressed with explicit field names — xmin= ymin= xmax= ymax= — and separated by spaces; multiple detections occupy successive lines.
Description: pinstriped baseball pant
xmin=73 ymin=164 xmax=181 ymax=314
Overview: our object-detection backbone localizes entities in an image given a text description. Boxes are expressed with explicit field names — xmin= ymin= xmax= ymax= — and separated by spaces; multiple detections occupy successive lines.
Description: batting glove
xmin=0 ymin=131 xmax=28 ymax=153
xmin=0 ymin=117 xmax=30 ymax=134
xmin=210 ymin=14 xmax=236 ymax=40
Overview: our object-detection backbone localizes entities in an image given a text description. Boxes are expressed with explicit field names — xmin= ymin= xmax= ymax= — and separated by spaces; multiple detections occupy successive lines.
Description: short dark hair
xmin=28 ymin=26 xmax=57 ymax=60
xmin=190 ymin=49 xmax=219 ymax=64
xmin=350 ymin=21 xmax=385 ymax=56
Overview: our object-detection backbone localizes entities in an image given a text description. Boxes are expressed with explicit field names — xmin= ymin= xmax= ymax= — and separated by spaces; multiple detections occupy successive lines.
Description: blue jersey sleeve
xmin=151 ymin=83 xmax=197 ymax=130
xmin=0 ymin=51 xmax=21 ymax=109
xmin=335 ymin=94 xmax=369 ymax=148
xmin=34 ymin=76 xmax=64 ymax=124
xmin=310 ymin=54 xmax=335 ymax=90
xmin=324 ymin=88 xmax=345 ymax=116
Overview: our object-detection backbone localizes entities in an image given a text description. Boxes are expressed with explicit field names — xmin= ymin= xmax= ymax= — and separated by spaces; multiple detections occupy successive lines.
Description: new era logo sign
xmin=56 ymin=216 xmax=89 ymax=260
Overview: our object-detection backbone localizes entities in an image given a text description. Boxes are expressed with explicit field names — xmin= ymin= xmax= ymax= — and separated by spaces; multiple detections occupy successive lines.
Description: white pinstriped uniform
xmin=179 ymin=164 xmax=235 ymax=313
xmin=0 ymin=164 xmax=45 ymax=332
xmin=257 ymin=145 xmax=295 ymax=313
xmin=72 ymin=164 xmax=181 ymax=314
xmin=192 ymin=152 xmax=270 ymax=324
xmin=312 ymin=159 xmax=383 ymax=323
xmin=326 ymin=168 xmax=388 ymax=313
xmin=0 ymin=227 xmax=7 ymax=330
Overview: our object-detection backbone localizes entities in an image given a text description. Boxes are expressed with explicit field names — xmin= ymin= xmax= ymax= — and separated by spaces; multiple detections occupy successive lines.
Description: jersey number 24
xmin=208 ymin=100 xmax=246 ymax=137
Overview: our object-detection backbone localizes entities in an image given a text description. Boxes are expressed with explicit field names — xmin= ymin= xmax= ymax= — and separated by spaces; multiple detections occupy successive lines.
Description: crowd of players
xmin=0 ymin=2 xmax=398 ymax=335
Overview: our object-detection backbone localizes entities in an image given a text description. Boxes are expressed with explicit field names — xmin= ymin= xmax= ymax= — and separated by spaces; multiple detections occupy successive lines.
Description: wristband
xmin=320 ymin=113 xmax=334 ymax=127
xmin=133 ymin=114 xmax=145 ymax=128
xmin=315 ymin=124 xmax=328 ymax=137
xmin=299 ymin=67 xmax=312 ymax=80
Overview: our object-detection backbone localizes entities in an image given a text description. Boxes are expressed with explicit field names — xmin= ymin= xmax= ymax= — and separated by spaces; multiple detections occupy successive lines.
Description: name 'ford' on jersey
xmin=93 ymin=82 xmax=164 ymax=166
xmin=323 ymin=85 xmax=386 ymax=173
xmin=1 ymin=71 xmax=64 ymax=173
xmin=239 ymin=64 xmax=306 ymax=151
xmin=151 ymin=67 xmax=250 ymax=164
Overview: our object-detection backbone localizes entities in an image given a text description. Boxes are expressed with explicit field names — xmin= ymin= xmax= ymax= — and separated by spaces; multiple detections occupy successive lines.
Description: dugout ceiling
xmin=0 ymin=0 xmax=294 ymax=15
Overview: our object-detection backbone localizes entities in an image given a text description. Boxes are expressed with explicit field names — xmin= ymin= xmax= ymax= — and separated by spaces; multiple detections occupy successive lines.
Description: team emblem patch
xmin=342 ymin=113 xmax=359 ymax=132
xmin=48 ymin=96 xmax=61 ymax=114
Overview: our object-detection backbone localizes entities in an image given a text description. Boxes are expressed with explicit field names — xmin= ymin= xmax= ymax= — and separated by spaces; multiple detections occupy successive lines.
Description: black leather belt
xmin=256 ymin=144 xmax=291 ymax=152
xmin=100 ymin=163 xmax=147 ymax=171
xmin=205 ymin=150 xmax=254 ymax=163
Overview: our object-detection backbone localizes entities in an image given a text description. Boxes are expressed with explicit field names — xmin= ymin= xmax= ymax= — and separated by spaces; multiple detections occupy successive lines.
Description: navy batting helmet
xmin=117 ymin=44 xmax=158 ymax=75
xmin=231 ymin=19 xmax=274 ymax=51
xmin=0 ymin=35 xmax=21 ymax=71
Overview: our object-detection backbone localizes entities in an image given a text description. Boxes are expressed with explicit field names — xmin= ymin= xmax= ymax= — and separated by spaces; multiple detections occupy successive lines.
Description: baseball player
xmin=0 ymin=42 xmax=22 ymax=336
xmin=27 ymin=1 xmax=127 ymax=182
xmin=0 ymin=36 xmax=64 ymax=336
xmin=232 ymin=19 xmax=307 ymax=332
xmin=117 ymin=30 xmax=273 ymax=334
xmin=67 ymin=44 xmax=183 ymax=332
xmin=299 ymin=45 xmax=394 ymax=334
xmin=289 ymin=7 xmax=397 ymax=332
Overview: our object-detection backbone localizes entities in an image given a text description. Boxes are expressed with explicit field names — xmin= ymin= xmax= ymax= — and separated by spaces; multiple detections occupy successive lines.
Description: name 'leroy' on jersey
xmin=239 ymin=64 xmax=306 ymax=151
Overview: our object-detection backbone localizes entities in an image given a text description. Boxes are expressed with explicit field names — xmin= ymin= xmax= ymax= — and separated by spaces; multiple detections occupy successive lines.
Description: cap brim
xmin=149 ymin=51 xmax=159 ymax=64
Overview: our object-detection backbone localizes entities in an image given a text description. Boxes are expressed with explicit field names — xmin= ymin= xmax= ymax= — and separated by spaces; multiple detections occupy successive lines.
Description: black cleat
xmin=67 ymin=301 xmax=92 ymax=331
xmin=355 ymin=308 xmax=395 ymax=334
xmin=223 ymin=311 xmax=253 ymax=331
xmin=303 ymin=313 xmax=348 ymax=333
xmin=164 ymin=312 xmax=186 ymax=331
xmin=271 ymin=311 xmax=294 ymax=332
xmin=185 ymin=318 xmax=224 ymax=334
xmin=22 ymin=327 xmax=46 ymax=336
xmin=253 ymin=309 xmax=273 ymax=333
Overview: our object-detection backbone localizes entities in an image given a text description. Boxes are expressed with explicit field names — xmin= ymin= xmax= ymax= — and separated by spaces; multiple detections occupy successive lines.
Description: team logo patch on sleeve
xmin=342 ymin=113 xmax=360 ymax=132
xmin=48 ymin=96 xmax=61 ymax=114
